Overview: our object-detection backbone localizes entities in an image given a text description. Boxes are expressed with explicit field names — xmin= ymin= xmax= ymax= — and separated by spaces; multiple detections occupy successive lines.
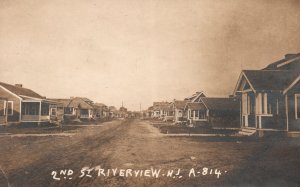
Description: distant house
xmin=234 ymin=54 xmax=300 ymax=132
xmin=0 ymin=82 xmax=59 ymax=125
xmin=163 ymin=103 xmax=174 ymax=122
xmin=119 ymin=106 xmax=128 ymax=118
xmin=50 ymin=97 xmax=94 ymax=121
xmin=184 ymin=97 xmax=239 ymax=127
xmin=49 ymin=98 xmax=78 ymax=121
xmin=69 ymin=97 xmax=94 ymax=120
xmin=93 ymin=103 xmax=109 ymax=119
xmin=146 ymin=106 xmax=153 ymax=118
xmin=108 ymin=106 xmax=117 ymax=118
xmin=152 ymin=102 xmax=170 ymax=119
xmin=171 ymin=100 xmax=188 ymax=124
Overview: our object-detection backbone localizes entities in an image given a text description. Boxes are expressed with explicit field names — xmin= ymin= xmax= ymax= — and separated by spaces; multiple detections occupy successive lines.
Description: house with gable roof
xmin=50 ymin=97 xmax=95 ymax=121
xmin=234 ymin=54 xmax=300 ymax=132
xmin=151 ymin=101 xmax=170 ymax=119
xmin=0 ymin=82 xmax=59 ymax=124
xmin=184 ymin=95 xmax=240 ymax=127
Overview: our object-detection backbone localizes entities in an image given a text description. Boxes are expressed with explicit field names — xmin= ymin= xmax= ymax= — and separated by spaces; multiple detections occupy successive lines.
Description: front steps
xmin=238 ymin=128 xmax=257 ymax=136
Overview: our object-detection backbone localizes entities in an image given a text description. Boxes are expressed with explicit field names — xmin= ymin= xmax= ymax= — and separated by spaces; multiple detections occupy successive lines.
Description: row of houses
xmin=0 ymin=82 xmax=127 ymax=125
xmin=147 ymin=92 xmax=240 ymax=128
xmin=147 ymin=53 xmax=300 ymax=132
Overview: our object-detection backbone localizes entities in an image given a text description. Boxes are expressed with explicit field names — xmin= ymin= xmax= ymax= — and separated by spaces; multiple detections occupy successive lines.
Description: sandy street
xmin=0 ymin=119 xmax=299 ymax=187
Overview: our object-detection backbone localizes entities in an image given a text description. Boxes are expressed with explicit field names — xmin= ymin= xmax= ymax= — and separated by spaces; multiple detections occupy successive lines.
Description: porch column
xmin=193 ymin=110 xmax=195 ymax=120
xmin=255 ymin=93 xmax=258 ymax=129
xmin=285 ymin=94 xmax=289 ymax=131
xmin=39 ymin=101 xmax=42 ymax=121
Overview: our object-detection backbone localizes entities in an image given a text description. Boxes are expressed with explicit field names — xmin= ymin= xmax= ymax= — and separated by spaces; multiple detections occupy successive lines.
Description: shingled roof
xmin=263 ymin=53 xmax=300 ymax=71
xmin=243 ymin=70 xmax=299 ymax=91
xmin=201 ymin=97 xmax=239 ymax=111
xmin=0 ymin=82 xmax=44 ymax=99
xmin=49 ymin=99 xmax=77 ymax=108
xmin=71 ymin=97 xmax=94 ymax=109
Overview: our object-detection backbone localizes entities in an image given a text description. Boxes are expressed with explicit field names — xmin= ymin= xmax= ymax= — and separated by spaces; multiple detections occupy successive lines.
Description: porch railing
xmin=21 ymin=115 xmax=39 ymax=121
xmin=21 ymin=115 xmax=50 ymax=121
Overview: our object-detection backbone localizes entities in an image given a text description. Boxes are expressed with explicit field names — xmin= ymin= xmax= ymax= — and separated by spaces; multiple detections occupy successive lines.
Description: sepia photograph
xmin=0 ymin=0 xmax=300 ymax=186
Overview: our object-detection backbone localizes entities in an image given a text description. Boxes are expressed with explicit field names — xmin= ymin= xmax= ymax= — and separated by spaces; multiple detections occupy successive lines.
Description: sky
xmin=0 ymin=0 xmax=300 ymax=111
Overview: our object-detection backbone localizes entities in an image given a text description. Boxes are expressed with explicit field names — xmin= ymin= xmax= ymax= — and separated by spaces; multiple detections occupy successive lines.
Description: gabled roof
xmin=49 ymin=99 xmax=73 ymax=107
xmin=243 ymin=70 xmax=299 ymax=91
xmin=72 ymin=97 xmax=94 ymax=109
xmin=200 ymin=97 xmax=239 ymax=111
xmin=0 ymin=82 xmax=44 ymax=99
xmin=235 ymin=70 xmax=300 ymax=93
xmin=173 ymin=100 xmax=188 ymax=110
xmin=184 ymin=102 xmax=206 ymax=111
xmin=184 ymin=91 xmax=206 ymax=102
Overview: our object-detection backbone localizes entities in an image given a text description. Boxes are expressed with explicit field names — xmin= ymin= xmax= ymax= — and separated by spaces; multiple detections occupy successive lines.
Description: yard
xmin=151 ymin=121 xmax=239 ymax=135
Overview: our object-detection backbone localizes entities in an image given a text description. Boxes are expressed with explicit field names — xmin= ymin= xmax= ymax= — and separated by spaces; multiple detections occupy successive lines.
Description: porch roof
xmin=173 ymin=100 xmax=188 ymax=110
xmin=21 ymin=98 xmax=61 ymax=105
xmin=71 ymin=97 xmax=93 ymax=109
xmin=243 ymin=70 xmax=299 ymax=92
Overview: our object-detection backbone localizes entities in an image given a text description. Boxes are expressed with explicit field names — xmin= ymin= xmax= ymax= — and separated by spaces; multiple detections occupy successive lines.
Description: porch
xmin=240 ymin=91 xmax=286 ymax=130
xmin=21 ymin=100 xmax=56 ymax=122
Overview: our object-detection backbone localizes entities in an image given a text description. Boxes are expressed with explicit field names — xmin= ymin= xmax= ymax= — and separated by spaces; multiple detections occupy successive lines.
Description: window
xmin=296 ymin=95 xmax=300 ymax=119
xmin=258 ymin=93 xmax=272 ymax=115
xmin=5 ymin=101 xmax=13 ymax=116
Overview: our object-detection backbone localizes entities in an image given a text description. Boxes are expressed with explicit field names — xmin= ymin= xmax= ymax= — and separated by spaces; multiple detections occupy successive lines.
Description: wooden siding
xmin=0 ymin=87 xmax=21 ymax=122
xmin=287 ymin=83 xmax=300 ymax=131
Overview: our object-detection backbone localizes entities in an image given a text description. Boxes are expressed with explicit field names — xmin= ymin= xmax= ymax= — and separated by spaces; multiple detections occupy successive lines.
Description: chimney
xmin=15 ymin=84 xmax=23 ymax=88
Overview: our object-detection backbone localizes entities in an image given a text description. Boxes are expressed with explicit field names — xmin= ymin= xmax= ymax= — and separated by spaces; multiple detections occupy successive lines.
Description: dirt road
xmin=0 ymin=119 xmax=299 ymax=187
